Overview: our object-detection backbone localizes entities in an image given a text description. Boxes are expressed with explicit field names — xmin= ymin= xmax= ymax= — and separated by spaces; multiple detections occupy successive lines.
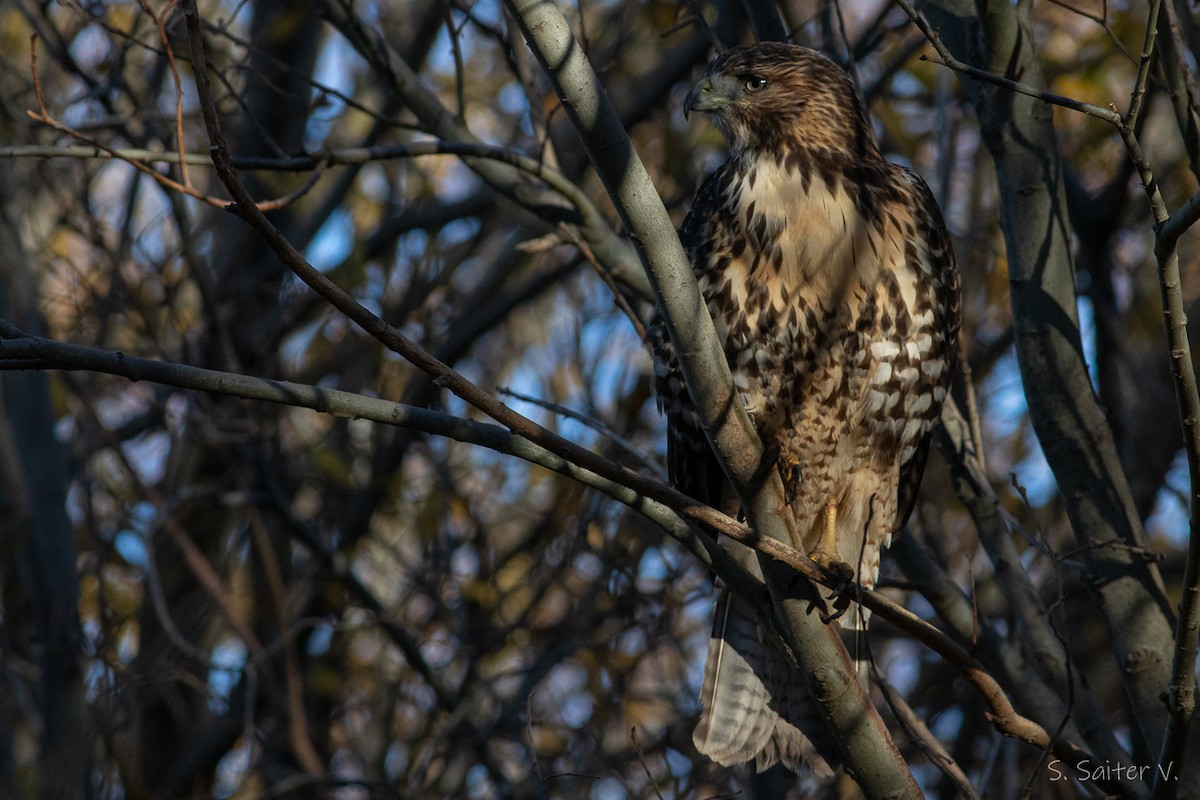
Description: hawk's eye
xmin=744 ymin=76 xmax=768 ymax=93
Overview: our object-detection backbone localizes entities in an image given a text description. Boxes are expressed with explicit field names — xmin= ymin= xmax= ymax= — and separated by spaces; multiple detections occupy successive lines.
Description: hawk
xmin=650 ymin=43 xmax=961 ymax=772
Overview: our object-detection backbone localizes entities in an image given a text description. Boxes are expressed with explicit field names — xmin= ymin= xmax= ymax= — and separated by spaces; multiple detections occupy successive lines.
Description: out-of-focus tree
xmin=0 ymin=0 xmax=1198 ymax=797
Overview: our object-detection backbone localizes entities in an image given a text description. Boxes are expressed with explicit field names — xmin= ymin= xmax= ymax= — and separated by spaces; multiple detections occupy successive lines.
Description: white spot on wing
xmin=871 ymin=341 xmax=900 ymax=359
xmin=908 ymin=394 xmax=932 ymax=415
xmin=920 ymin=361 xmax=945 ymax=378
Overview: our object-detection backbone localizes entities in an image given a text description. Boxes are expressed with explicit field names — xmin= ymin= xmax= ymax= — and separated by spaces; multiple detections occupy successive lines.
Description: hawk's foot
xmin=815 ymin=559 xmax=856 ymax=623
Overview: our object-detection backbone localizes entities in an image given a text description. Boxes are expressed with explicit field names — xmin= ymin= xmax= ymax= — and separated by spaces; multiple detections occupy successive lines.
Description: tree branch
xmin=1148 ymin=203 xmax=1200 ymax=800
xmin=894 ymin=0 xmax=1121 ymax=124
xmin=0 ymin=320 xmax=757 ymax=602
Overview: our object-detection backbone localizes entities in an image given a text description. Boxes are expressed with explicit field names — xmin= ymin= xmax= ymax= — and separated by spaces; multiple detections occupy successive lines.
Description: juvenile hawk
xmin=650 ymin=43 xmax=961 ymax=771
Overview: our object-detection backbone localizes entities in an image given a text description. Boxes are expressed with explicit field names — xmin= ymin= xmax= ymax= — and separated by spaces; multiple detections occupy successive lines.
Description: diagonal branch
xmin=892 ymin=0 xmax=1120 ymax=124
xmin=496 ymin=0 xmax=921 ymax=794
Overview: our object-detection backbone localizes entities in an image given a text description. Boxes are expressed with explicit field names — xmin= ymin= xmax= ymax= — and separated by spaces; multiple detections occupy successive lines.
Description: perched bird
xmin=649 ymin=43 xmax=961 ymax=772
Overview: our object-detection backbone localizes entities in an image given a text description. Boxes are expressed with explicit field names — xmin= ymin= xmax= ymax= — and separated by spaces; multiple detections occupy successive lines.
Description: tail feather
xmin=693 ymin=591 xmax=836 ymax=777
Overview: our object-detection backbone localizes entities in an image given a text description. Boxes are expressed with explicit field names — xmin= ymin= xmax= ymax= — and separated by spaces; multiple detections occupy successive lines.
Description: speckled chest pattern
xmin=653 ymin=146 xmax=956 ymax=553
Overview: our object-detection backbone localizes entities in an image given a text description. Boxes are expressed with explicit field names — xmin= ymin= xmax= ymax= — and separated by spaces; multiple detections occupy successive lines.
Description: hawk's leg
xmin=812 ymin=498 xmax=855 ymax=623
xmin=811 ymin=498 xmax=840 ymax=566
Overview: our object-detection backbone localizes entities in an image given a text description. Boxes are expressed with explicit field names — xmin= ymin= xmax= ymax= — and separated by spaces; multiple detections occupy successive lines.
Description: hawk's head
xmin=685 ymin=43 xmax=874 ymax=160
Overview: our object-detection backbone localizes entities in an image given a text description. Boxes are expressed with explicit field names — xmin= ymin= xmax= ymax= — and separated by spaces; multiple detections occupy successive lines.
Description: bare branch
xmin=1126 ymin=0 xmax=1163 ymax=129
xmin=873 ymin=669 xmax=981 ymax=800
xmin=893 ymin=0 xmax=1120 ymax=125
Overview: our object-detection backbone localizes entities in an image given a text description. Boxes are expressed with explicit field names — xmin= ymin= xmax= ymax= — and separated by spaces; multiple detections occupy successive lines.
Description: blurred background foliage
xmin=0 ymin=0 xmax=1195 ymax=798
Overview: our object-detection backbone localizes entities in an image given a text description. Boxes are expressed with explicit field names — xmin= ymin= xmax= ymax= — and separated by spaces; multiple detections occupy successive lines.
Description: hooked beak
xmin=683 ymin=74 xmax=736 ymax=119
xmin=683 ymin=79 xmax=711 ymax=120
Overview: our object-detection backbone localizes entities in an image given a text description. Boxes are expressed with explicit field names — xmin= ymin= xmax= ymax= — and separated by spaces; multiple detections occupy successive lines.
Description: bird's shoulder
xmin=678 ymin=160 xmax=741 ymax=254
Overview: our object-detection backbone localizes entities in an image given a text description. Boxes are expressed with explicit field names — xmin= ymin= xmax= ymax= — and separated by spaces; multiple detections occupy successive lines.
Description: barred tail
xmin=694 ymin=590 xmax=836 ymax=776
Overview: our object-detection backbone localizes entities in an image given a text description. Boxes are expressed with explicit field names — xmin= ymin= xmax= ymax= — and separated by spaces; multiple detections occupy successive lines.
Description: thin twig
xmin=247 ymin=509 xmax=324 ymax=776
xmin=567 ymin=233 xmax=648 ymax=340
xmin=254 ymin=155 xmax=328 ymax=211
xmin=138 ymin=0 xmax=190 ymax=187
xmin=496 ymin=385 xmax=667 ymax=479
xmin=1009 ymin=473 xmax=1078 ymax=798
xmin=526 ymin=692 xmax=549 ymax=800
xmin=1046 ymin=0 xmax=1137 ymax=63
xmin=1125 ymin=0 xmax=1163 ymax=129
xmin=29 ymin=35 xmax=227 ymax=208
xmin=892 ymin=0 xmax=1120 ymax=125
xmin=629 ymin=727 xmax=667 ymax=800
xmin=873 ymin=669 xmax=982 ymax=800
xmin=443 ymin=1 xmax=468 ymax=120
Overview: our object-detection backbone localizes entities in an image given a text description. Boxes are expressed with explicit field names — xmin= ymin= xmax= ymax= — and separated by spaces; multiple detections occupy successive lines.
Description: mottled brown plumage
xmin=650 ymin=43 xmax=961 ymax=773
